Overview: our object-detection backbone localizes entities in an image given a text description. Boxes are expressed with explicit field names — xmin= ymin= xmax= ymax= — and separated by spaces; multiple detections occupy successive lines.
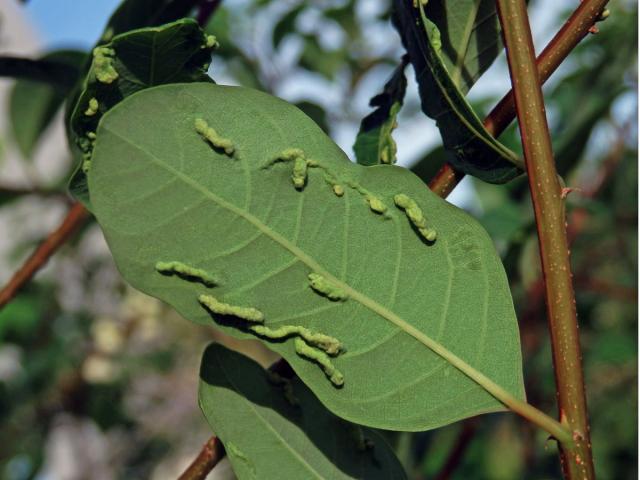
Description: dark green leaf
xmin=88 ymin=83 xmax=525 ymax=431
xmin=68 ymin=19 xmax=216 ymax=208
xmin=392 ymin=1 xmax=523 ymax=183
xmin=199 ymin=343 xmax=407 ymax=479
xmin=101 ymin=0 xmax=202 ymax=42
xmin=9 ymin=50 xmax=86 ymax=160
xmin=353 ymin=59 xmax=408 ymax=166
xmin=423 ymin=0 xmax=503 ymax=94
xmin=272 ymin=5 xmax=304 ymax=49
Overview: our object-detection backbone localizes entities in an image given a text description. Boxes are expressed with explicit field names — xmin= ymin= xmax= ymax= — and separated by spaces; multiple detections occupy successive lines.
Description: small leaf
xmin=68 ymin=19 xmax=216 ymax=208
xmin=88 ymin=83 xmax=525 ymax=431
xmin=392 ymin=0 xmax=524 ymax=183
xmin=354 ymin=59 xmax=408 ymax=166
xmin=199 ymin=343 xmax=407 ymax=479
xmin=9 ymin=50 xmax=85 ymax=160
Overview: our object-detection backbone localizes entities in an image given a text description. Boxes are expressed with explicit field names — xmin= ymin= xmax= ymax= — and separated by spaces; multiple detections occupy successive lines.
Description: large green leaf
xmin=9 ymin=50 xmax=85 ymax=160
xmin=392 ymin=0 xmax=523 ymax=183
xmin=422 ymin=0 xmax=503 ymax=95
xmin=88 ymin=82 xmax=525 ymax=431
xmin=199 ymin=343 xmax=407 ymax=479
xmin=353 ymin=59 xmax=408 ymax=166
xmin=68 ymin=19 xmax=216 ymax=208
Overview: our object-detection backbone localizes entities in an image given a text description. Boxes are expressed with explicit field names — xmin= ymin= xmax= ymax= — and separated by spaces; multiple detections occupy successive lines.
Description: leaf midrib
xmin=103 ymin=126 xmax=518 ymax=410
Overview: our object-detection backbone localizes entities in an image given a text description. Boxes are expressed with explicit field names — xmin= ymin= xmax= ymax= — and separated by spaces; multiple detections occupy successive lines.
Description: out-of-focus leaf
xmin=199 ymin=343 xmax=407 ymax=479
xmin=295 ymin=100 xmax=329 ymax=133
xmin=324 ymin=2 xmax=358 ymax=40
xmin=422 ymin=0 xmax=503 ymax=94
xmin=300 ymin=35 xmax=345 ymax=79
xmin=68 ymin=19 xmax=216 ymax=208
xmin=392 ymin=0 xmax=523 ymax=183
xmin=272 ymin=5 xmax=304 ymax=48
xmin=9 ymin=50 xmax=86 ymax=160
xmin=410 ymin=145 xmax=450 ymax=184
xmin=353 ymin=59 xmax=407 ymax=166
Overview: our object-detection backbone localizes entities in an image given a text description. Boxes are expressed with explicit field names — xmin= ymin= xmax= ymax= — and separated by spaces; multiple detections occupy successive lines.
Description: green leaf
xmin=68 ymin=19 xmax=216 ymax=208
xmin=272 ymin=5 xmax=304 ymax=49
xmin=88 ymin=82 xmax=525 ymax=431
xmin=101 ymin=0 xmax=202 ymax=42
xmin=353 ymin=59 xmax=408 ymax=166
xmin=422 ymin=0 xmax=503 ymax=95
xmin=199 ymin=343 xmax=407 ymax=479
xmin=9 ymin=50 xmax=85 ymax=160
xmin=392 ymin=1 xmax=523 ymax=183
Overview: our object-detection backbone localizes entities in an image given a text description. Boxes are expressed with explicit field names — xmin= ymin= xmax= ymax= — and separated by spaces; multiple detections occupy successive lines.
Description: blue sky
xmin=25 ymin=0 xmax=121 ymax=49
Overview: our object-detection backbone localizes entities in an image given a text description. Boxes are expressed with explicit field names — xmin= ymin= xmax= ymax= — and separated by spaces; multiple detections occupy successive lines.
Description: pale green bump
xmin=394 ymin=194 xmax=437 ymax=242
xmin=92 ymin=46 xmax=118 ymax=84
xmin=333 ymin=184 xmax=344 ymax=197
xmin=250 ymin=324 xmax=342 ymax=356
xmin=155 ymin=260 xmax=219 ymax=287
xmin=194 ymin=118 xmax=234 ymax=156
xmin=366 ymin=194 xmax=387 ymax=215
xmin=292 ymin=157 xmax=308 ymax=190
xmin=308 ymin=273 xmax=347 ymax=301
xmin=279 ymin=148 xmax=305 ymax=160
xmin=204 ymin=34 xmax=219 ymax=49
xmin=294 ymin=338 xmax=344 ymax=387
xmin=198 ymin=294 xmax=264 ymax=323
xmin=87 ymin=132 xmax=97 ymax=140
xmin=84 ymin=98 xmax=99 ymax=116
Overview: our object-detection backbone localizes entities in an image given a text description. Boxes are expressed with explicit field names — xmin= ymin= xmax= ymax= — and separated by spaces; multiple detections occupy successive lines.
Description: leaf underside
xmin=393 ymin=0 xmax=524 ymax=183
xmin=199 ymin=343 xmax=407 ymax=479
xmin=88 ymin=82 xmax=524 ymax=431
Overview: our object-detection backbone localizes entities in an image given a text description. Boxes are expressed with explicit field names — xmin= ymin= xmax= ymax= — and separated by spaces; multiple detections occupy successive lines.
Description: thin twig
xmin=495 ymin=0 xmax=594 ymax=478
xmin=428 ymin=0 xmax=610 ymax=198
xmin=0 ymin=202 xmax=89 ymax=311
xmin=177 ymin=436 xmax=225 ymax=480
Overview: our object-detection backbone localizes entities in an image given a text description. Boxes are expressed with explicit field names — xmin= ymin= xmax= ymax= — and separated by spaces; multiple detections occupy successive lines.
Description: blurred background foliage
xmin=0 ymin=0 xmax=636 ymax=479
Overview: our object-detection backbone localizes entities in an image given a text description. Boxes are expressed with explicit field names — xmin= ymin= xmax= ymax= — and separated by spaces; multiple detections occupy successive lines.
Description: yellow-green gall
xmin=195 ymin=118 xmax=235 ymax=156
xmin=366 ymin=194 xmax=387 ymax=214
xmin=198 ymin=294 xmax=264 ymax=323
xmin=292 ymin=157 xmax=308 ymax=189
xmin=155 ymin=260 xmax=219 ymax=287
xmin=308 ymin=273 xmax=347 ymax=301
xmin=84 ymin=98 xmax=99 ymax=116
xmin=93 ymin=46 xmax=118 ymax=84
xmin=333 ymin=184 xmax=345 ymax=197
xmin=394 ymin=194 xmax=437 ymax=242
xmin=294 ymin=338 xmax=344 ymax=387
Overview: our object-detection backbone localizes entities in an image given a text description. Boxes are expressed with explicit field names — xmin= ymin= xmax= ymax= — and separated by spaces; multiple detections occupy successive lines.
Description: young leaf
xmin=68 ymin=19 xmax=216 ymax=208
xmin=199 ymin=343 xmax=407 ymax=479
xmin=9 ymin=50 xmax=85 ymax=160
xmin=392 ymin=0 xmax=524 ymax=183
xmin=88 ymin=83 xmax=525 ymax=431
xmin=353 ymin=59 xmax=408 ymax=166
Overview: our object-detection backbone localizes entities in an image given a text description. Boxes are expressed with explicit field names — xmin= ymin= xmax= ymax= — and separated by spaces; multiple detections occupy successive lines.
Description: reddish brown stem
xmin=495 ymin=0 xmax=594 ymax=478
xmin=428 ymin=0 xmax=610 ymax=198
xmin=177 ymin=436 xmax=225 ymax=480
xmin=0 ymin=202 xmax=89 ymax=311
